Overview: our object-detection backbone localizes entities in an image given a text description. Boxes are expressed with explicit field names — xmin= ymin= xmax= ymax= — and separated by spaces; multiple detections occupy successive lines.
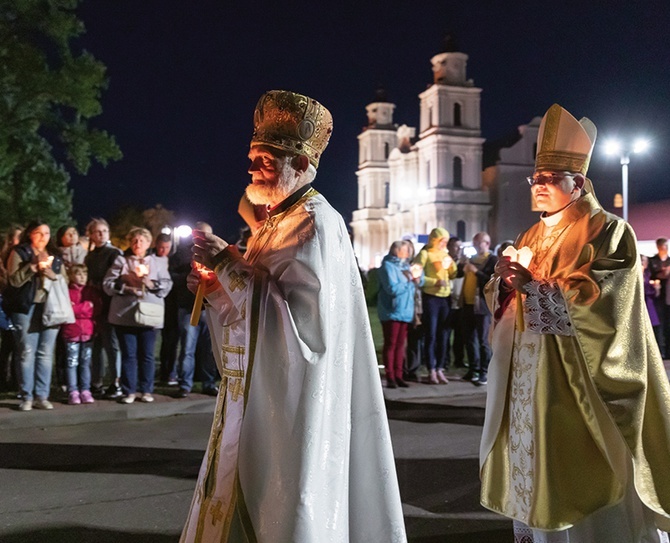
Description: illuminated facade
xmin=351 ymin=45 xmax=538 ymax=269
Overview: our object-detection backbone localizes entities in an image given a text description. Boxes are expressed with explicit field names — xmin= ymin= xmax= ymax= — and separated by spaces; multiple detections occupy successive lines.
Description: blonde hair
xmin=127 ymin=227 xmax=152 ymax=244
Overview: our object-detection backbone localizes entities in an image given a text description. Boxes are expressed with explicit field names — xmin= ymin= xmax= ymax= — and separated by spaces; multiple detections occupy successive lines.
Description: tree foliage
xmin=109 ymin=204 xmax=176 ymax=250
xmin=0 ymin=0 xmax=122 ymax=230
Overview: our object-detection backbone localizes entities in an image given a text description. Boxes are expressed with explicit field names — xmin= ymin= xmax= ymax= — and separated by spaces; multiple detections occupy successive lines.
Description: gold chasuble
xmin=480 ymin=190 xmax=670 ymax=534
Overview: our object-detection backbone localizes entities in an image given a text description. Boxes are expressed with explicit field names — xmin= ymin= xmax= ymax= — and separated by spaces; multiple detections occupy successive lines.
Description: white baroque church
xmin=351 ymin=43 xmax=539 ymax=270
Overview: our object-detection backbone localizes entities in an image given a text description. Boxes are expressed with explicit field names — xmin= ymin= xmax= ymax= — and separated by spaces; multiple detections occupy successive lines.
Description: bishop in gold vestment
xmin=480 ymin=104 xmax=670 ymax=542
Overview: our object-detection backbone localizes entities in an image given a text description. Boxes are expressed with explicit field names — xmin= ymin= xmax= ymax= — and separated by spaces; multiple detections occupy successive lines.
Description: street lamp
xmin=603 ymin=138 xmax=650 ymax=222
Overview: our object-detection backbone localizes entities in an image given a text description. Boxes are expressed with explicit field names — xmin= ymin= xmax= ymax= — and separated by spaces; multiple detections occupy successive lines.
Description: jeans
xmin=159 ymin=295 xmax=179 ymax=382
xmin=445 ymin=307 xmax=466 ymax=367
xmin=91 ymin=320 xmax=121 ymax=387
xmin=463 ymin=304 xmax=492 ymax=377
xmin=116 ymin=326 xmax=157 ymax=395
xmin=422 ymin=293 xmax=451 ymax=370
xmin=65 ymin=341 xmax=92 ymax=392
xmin=11 ymin=304 xmax=59 ymax=401
xmin=177 ymin=308 xmax=218 ymax=391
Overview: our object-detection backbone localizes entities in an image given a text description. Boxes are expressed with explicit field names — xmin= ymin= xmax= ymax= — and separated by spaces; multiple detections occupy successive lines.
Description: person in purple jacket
xmin=642 ymin=255 xmax=662 ymax=353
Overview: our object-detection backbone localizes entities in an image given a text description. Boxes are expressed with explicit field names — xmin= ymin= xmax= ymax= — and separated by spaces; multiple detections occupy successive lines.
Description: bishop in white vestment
xmin=181 ymin=90 xmax=406 ymax=543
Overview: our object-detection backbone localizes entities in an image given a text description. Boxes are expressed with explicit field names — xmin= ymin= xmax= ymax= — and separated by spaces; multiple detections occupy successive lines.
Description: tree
xmin=109 ymin=204 xmax=175 ymax=250
xmin=0 ymin=0 xmax=121 ymax=230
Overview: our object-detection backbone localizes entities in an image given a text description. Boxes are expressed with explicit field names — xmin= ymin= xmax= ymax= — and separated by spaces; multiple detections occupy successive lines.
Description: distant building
xmin=351 ymin=42 xmax=537 ymax=269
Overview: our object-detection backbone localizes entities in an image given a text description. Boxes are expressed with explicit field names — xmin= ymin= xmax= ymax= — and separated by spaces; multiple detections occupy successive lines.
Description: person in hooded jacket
xmin=413 ymin=227 xmax=458 ymax=384
xmin=378 ymin=241 xmax=422 ymax=388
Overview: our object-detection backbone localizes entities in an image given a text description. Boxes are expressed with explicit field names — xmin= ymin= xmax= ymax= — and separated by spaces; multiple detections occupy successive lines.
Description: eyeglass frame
xmin=526 ymin=172 xmax=577 ymax=186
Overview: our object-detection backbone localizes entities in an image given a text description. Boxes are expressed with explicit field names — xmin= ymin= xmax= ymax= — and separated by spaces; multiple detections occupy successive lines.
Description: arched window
xmin=428 ymin=106 xmax=433 ymax=127
xmin=453 ymin=157 xmax=463 ymax=188
xmin=384 ymin=141 xmax=390 ymax=159
xmin=384 ymin=182 xmax=390 ymax=207
xmin=457 ymin=220 xmax=466 ymax=241
xmin=453 ymin=103 xmax=462 ymax=127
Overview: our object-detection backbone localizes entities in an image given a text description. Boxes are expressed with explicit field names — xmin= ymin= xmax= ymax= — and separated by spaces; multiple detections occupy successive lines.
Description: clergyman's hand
xmin=495 ymin=256 xmax=533 ymax=293
xmin=192 ymin=230 xmax=229 ymax=271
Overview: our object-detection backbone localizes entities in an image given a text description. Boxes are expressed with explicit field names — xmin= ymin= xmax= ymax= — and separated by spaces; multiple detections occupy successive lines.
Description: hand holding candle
xmin=190 ymin=262 xmax=212 ymax=326
xmin=500 ymin=246 xmax=534 ymax=331
xmin=38 ymin=255 xmax=54 ymax=270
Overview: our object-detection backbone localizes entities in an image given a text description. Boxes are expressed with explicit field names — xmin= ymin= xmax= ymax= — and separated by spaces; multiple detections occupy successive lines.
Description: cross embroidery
xmin=228 ymin=271 xmax=247 ymax=292
xmin=210 ymin=500 xmax=224 ymax=525
xmin=228 ymin=378 xmax=244 ymax=402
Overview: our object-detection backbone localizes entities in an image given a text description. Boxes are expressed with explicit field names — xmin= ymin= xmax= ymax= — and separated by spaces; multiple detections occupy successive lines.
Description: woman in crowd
xmin=4 ymin=221 xmax=67 ymax=410
xmin=85 ymin=218 xmax=122 ymax=398
xmin=0 ymin=224 xmax=23 ymax=391
xmin=103 ymin=227 xmax=172 ymax=404
xmin=56 ymin=225 xmax=86 ymax=269
xmin=378 ymin=241 xmax=421 ymax=388
xmin=413 ymin=227 xmax=457 ymax=384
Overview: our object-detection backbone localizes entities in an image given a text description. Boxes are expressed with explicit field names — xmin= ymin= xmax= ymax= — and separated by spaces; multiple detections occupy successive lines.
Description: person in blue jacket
xmin=378 ymin=241 xmax=422 ymax=388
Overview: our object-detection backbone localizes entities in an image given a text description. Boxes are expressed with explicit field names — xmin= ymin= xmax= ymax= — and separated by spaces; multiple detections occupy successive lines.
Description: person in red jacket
xmin=62 ymin=264 xmax=101 ymax=405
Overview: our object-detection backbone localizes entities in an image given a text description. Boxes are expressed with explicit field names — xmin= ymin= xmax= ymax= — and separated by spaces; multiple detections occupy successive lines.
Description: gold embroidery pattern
xmin=507 ymin=329 xmax=539 ymax=522
xmin=228 ymin=379 xmax=244 ymax=402
xmin=210 ymin=500 xmax=225 ymax=525
xmin=228 ymin=270 xmax=248 ymax=292
xmin=220 ymin=367 xmax=244 ymax=378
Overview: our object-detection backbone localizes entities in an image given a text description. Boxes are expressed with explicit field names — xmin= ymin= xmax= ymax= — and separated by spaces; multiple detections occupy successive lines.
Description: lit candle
xmin=410 ymin=263 xmax=423 ymax=279
xmin=501 ymin=246 xmax=534 ymax=332
xmin=135 ymin=263 xmax=149 ymax=277
xmin=190 ymin=262 xmax=212 ymax=326
xmin=38 ymin=255 xmax=54 ymax=270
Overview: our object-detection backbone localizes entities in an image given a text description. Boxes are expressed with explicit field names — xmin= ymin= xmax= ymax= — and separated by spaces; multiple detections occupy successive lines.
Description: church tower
xmin=414 ymin=36 xmax=490 ymax=241
xmin=351 ymin=88 xmax=396 ymax=268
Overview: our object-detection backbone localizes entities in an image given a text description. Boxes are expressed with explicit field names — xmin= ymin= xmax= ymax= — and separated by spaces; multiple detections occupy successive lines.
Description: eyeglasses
xmin=526 ymin=173 xmax=572 ymax=186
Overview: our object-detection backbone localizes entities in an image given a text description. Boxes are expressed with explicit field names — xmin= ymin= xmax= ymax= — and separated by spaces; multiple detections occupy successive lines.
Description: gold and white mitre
xmin=535 ymin=104 xmax=597 ymax=175
xmin=251 ymin=90 xmax=333 ymax=168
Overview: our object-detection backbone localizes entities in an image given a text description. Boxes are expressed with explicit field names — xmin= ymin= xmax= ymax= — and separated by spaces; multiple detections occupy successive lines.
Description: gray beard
xmin=245 ymin=165 xmax=300 ymax=206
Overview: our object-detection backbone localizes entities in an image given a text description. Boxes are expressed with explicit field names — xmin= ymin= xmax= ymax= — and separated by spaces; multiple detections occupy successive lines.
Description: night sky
xmin=72 ymin=1 xmax=670 ymax=241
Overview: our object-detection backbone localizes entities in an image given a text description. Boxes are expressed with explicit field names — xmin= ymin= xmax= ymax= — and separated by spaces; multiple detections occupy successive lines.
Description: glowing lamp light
xmin=175 ymin=225 xmax=193 ymax=238
xmin=603 ymin=139 xmax=622 ymax=156
xmin=161 ymin=226 xmax=172 ymax=235
xmin=633 ymin=139 xmax=650 ymax=154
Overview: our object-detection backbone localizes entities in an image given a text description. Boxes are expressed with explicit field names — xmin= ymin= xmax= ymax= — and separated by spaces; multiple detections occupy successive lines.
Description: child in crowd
xmin=62 ymin=264 xmax=101 ymax=405
xmin=57 ymin=225 xmax=87 ymax=270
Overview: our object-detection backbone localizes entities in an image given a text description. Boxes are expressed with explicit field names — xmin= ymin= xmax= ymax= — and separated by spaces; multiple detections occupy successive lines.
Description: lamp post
xmin=604 ymin=138 xmax=650 ymax=222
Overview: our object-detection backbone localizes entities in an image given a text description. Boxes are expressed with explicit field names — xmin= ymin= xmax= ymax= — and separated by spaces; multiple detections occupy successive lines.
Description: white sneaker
xmin=18 ymin=400 xmax=33 ymax=411
xmin=140 ymin=393 xmax=154 ymax=403
xmin=120 ymin=394 xmax=136 ymax=404
xmin=34 ymin=399 xmax=53 ymax=410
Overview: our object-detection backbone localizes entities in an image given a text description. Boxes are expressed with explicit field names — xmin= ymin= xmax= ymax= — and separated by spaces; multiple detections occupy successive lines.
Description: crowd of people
xmin=369 ymin=229 xmax=511 ymax=389
xmin=0 ymin=218 xmax=221 ymax=411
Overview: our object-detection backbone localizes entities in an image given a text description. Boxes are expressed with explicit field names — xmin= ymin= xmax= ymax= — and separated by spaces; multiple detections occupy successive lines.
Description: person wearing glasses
xmin=480 ymin=104 xmax=670 ymax=541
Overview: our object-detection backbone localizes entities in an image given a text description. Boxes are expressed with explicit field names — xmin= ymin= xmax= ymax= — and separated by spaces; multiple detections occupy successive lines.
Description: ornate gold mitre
xmin=535 ymin=104 xmax=597 ymax=175
xmin=250 ymin=90 xmax=333 ymax=168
